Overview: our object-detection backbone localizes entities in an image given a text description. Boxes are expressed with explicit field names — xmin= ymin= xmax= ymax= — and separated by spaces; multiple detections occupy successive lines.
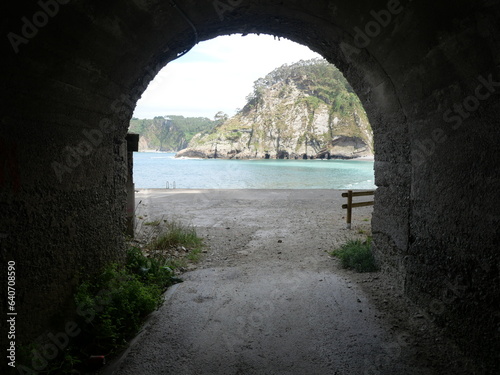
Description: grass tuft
xmin=330 ymin=237 xmax=378 ymax=273
xmin=150 ymin=220 xmax=203 ymax=250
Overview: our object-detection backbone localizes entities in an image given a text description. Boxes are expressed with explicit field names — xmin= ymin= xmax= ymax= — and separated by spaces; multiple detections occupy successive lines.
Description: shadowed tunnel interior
xmin=1 ymin=0 xmax=499 ymax=372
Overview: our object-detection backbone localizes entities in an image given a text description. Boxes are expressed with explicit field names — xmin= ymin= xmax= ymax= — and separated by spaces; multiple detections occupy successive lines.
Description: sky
xmin=132 ymin=34 xmax=322 ymax=120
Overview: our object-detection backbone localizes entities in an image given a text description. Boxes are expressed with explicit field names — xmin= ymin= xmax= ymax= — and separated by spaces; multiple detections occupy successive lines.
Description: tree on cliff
xmin=214 ymin=111 xmax=229 ymax=125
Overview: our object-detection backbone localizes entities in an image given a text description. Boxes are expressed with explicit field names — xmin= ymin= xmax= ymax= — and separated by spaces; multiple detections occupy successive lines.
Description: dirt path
xmin=104 ymin=190 xmax=468 ymax=375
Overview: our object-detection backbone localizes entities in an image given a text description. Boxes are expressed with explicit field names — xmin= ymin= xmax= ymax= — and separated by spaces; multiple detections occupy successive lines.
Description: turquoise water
xmin=133 ymin=152 xmax=375 ymax=189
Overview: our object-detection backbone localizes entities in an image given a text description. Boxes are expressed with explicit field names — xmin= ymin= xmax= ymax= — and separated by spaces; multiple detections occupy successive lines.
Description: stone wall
xmin=1 ymin=0 xmax=499 ymax=371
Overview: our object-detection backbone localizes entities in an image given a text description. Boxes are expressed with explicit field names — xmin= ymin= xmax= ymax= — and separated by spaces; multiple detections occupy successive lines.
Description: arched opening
xmin=2 ymin=1 xmax=499 ymax=372
xmin=129 ymin=34 xmax=375 ymax=191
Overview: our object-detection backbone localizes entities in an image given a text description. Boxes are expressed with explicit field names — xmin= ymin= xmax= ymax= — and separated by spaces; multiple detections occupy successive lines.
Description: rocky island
xmin=176 ymin=59 xmax=373 ymax=160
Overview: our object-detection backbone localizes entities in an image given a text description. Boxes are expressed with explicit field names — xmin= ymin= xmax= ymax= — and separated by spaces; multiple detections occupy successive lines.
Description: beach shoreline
xmin=136 ymin=150 xmax=375 ymax=162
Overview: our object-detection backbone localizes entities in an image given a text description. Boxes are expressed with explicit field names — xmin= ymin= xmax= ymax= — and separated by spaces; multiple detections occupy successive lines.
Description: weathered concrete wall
xmin=1 ymin=0 xmax=499 ymax=372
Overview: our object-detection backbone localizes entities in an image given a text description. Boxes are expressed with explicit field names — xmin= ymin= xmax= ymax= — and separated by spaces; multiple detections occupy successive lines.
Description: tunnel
xmin=1 ymin=0 xmax=499 ymax=372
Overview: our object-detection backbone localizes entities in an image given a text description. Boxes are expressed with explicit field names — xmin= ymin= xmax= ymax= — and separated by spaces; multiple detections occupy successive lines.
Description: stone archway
xmin=1 ymin=0 xmax=499 ymax=370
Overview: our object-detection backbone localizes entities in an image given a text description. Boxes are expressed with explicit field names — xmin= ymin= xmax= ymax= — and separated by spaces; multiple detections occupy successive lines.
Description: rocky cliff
xmin=129 ymin=115 xmax=217 ymax=152
xmin=177 ymin=59 xmax=373 ymax=159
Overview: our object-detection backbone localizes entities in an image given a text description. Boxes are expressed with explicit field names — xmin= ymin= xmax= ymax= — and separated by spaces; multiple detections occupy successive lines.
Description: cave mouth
xmin=128 ymin=34 xmax=375 ymax=191
xmin=6 ymin=5 xmax=396 ymax=348
xmin=4 ymin=1 xmax=499 ymax=371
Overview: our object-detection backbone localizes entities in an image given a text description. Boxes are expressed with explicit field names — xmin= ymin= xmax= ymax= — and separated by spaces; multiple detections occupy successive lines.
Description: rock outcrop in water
xmin=176 ymin=59 xmax=373 ymax=159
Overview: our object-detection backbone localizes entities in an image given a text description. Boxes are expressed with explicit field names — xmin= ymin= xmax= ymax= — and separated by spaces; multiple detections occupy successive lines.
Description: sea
xmin=133 ymin=152 xmax=376 ymax=190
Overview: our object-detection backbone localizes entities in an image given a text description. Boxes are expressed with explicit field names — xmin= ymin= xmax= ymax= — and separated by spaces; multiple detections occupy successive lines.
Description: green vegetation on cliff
xmin=244 ymin=58 xmax=360 ymax=118
xmin=129 ymin=115 xmax=218 ymax=152
xmin=179 ymin=58 xmax=373 ymax=159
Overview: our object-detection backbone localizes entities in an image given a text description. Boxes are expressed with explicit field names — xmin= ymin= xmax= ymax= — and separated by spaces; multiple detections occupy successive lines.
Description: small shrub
xmin=37 ymin=220 xmax=204 ymax=374
xmin=74 ymin=248 xmax=181 ymax=353
xmin=126 ymin=246 xmax=181 ymax=288
xmin=331 ymin=237 xmax=378 ymax=273
xmin=74 ymin=265 xmax=162 ymax=350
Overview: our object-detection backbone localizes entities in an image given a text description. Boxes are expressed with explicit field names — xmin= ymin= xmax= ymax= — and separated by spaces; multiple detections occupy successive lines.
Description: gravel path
xmin=103 ymin=190 xmax=468 ymax=375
